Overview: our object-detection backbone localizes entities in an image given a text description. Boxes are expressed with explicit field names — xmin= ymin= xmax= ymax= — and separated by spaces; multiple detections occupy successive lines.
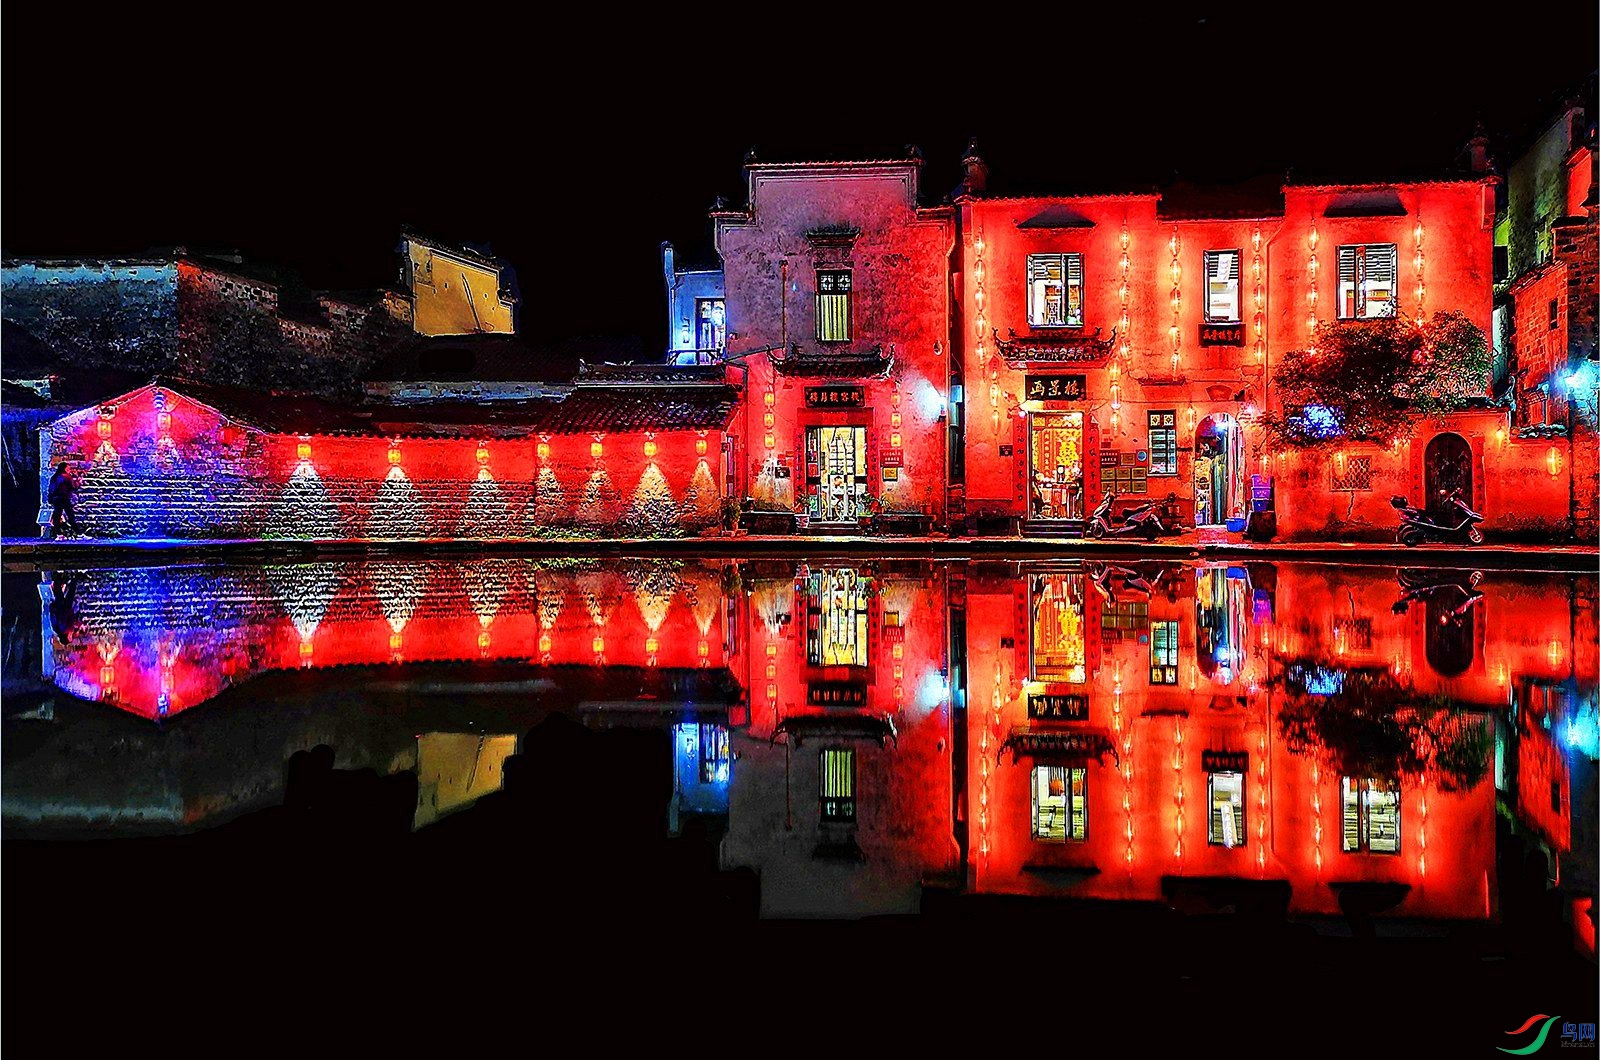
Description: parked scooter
xmin=1391 ymin=567 xmax=1484 ymax=620
xmin=1088 ymin=492 xmax=1171 ymax=540
xmin=1390 ymin=489 xmax=1484 ymax=547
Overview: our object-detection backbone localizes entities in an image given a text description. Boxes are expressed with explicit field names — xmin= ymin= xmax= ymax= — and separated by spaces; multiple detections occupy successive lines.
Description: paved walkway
xmin=3 ymin=535 xmax=1595 ymax=572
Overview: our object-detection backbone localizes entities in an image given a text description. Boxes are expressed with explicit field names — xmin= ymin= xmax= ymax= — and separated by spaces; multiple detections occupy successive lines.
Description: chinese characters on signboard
xmin=805 ymin=386 xmax=865 ymax=408
xmin=1198 ymin=323 xmax=1245 ymax=346
xmin=1023 ymin=374 xmax=1086 ymax=401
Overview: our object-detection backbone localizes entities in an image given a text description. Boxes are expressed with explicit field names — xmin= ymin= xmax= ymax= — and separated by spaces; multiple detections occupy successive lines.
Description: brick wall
xmin=43 ymin=386 xmax=726 ymax=540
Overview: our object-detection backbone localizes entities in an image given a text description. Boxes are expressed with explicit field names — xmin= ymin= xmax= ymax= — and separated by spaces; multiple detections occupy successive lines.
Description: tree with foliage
xmin=1264 ymin=310 xmax=1491 ymax=447
xmin=1276 ymin=666 xmax=1492 ymax=792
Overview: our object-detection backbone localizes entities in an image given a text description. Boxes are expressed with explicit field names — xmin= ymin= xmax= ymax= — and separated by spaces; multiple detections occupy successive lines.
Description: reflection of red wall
xmin=52 ymin=562 xmax=731 ymax=720
xmin=967 ymin=561 xmax=1517 ymax=919
xmin=1516 ymin=720 xmax=1572 ymax=854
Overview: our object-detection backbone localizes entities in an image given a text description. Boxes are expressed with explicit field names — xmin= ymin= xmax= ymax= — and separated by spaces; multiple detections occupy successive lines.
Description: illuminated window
xmin=817 ymin=270 xmax=852 ymax=342
xmin=1336 ymin=244 xmax=1398 ymax=320
xmin=1031 ymin=766 xmax=1087 ymax=842
xmin=698 ymin=723 xmax=729 ymax=784
xmin=1203 ymin=249 xmax=1242 ymax=323
xmin=696 ymin=298 xmax=727 ymax=350
xmin=1027 ymin=253 xmax=1084 ymax=328
xmin=1150 ymin=620 xmax=1179 ymax=684
xmin=1207 ymin=771 xmax=1245 ymax=847
xmin=1148 ymin=410 xmax=1178 ymax=476
xmin=1341 ymin=777 xmax=1401 ymax=854
xmin=807 ymin=568 xmax=869 ymax=667
xmin=1030 ymin=574 xmax=1086 ymax=683
xmin=1549 ymin=298 xmax=1559 ymax=331
xmin=820 ymin=748 xmax=855 ymax=822
xmin=1329 ymin=456 xmax=1372 ymax=492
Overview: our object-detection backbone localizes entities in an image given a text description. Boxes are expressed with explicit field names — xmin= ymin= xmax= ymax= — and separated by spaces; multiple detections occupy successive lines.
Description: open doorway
xmin=1194 ymin=414 xmax=1245 ymax=527
xmin=805 ymin=425 xmax=868 ymax=524
xmin=1028 ymin=412 xmax=1085 ymax=521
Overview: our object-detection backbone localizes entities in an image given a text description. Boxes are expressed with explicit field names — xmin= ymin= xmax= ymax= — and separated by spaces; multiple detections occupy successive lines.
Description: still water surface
xmin=4 ymin=556 xmax=1595 ymax=931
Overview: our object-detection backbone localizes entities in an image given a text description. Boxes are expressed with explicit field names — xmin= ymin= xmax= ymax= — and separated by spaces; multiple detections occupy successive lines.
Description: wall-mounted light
xmin=537 ymin=437 xmax=551 ymax=461
xmin=1548 ymin=445 xmax=1563 ymax=477
xmin=388 ymin=442 xmax=402 ymax=466
xmin=297 ymin=439 xmax=312 ymax=462
xmin=156 ymin=411 xmax=172 ymax=436
xmin=591 ymin=437 xmax=604 ymax=460
xmin=695 ymin=435 xmax=708 ymax=456
xmin=764 ymin=433 xmax=775 ymax=450
xmin=476 ymin=442 xmax=490 ymax=465
xmin=644 ymin=434 xmax=658 ymax=459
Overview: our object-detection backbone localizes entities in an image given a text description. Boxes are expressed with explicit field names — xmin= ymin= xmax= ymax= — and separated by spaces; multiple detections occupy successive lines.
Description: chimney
xmin=1468 ymin=122 xmax=1492 ymax=175
xmin=961 ymin=138 xmax=989 ymax=195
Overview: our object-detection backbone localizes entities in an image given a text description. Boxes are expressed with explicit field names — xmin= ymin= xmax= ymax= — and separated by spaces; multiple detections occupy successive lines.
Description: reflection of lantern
xmin=476 ymin=442 xmax=490 ymax=465
xmin=891 ymin=390 xmax=902 ymax=409
xmin=1549 ymin=640 xmax=1565 ymax=668
xmin=298 ymin=440 xmax=312 ymax=462
xmin=644 ymin=435 xmax=657 ymax=459
xmin=698 ymin=640 xmax=709 ymax=659
xmin=299 ymin=640 xmax=314 ymax=666
xmin=646 ymin=636 xmax=659 ymax=655
xmin=891 ymin=412 xmax=902 ymax=429
xmin=539 ymin=634 xmax=552 ymax=655
xmin=537 ymin=439 xmax=551 ymax=461
xmin=1495 ymin=426 xmax=1506 ymax=449
xmin=1547 ymin=446 xmax=1563 ymax=477
xmin=764 ymin=390 xmax=775 ymax=408
xmin=763 ymin=412 xmax=775 ymax=429
xmin=478 ymin=631 xmax=492 ymax=652
xmin=766 ymin=683 xmax=777 ymax=700
xmin=100 ymin=664 xmax=116 ymax=687
xmin=389 ymin=632 xmax=403 ymax=653
xmin=157 ymin=410 xmax=172 ymax=435
xmin=592 ymin=636 xmax=605 ymax=655
xmin=890 ymin=432 xmax=902 ymax=448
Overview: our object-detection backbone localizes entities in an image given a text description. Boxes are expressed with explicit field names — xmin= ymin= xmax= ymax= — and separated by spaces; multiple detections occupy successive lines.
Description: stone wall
xmin=42 ymin=386 xmax=727 ymax=540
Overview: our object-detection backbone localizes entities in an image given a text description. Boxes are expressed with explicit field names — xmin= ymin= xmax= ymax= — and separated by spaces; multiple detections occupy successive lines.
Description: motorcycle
xmin=1390 ymin=489 xmax=1483 ymax=547
xmin=1391 ymin=568 xmax=1484 ymax=621
xmin=1088 ymin=492 xmax=1170 ymax=541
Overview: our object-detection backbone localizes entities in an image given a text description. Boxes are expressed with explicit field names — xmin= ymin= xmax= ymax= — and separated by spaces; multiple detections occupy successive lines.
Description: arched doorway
xmin=1194 ymin=414 xmax=1245 ymax=527
xmin=1424 ymin=432 xmax=1473 ymax=513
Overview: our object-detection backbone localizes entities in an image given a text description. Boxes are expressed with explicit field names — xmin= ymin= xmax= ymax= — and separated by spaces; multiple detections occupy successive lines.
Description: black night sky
xmin=4 ymin=7 xmax=1595 ymax=355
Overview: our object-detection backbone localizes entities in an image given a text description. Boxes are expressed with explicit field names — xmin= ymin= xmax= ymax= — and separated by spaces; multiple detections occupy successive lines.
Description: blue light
xmin=1296 ymin=405 xmax=1343 ymax=439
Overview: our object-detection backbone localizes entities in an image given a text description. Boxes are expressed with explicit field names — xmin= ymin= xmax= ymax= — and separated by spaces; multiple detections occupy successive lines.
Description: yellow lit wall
xmin=404 ymin=238 xmax=515 ymax=336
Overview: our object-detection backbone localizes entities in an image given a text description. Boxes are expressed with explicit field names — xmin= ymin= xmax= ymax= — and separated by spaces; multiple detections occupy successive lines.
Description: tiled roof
xmin=575 ymin=363 xmax=726 ymax=387
xmin=121 ymin=376 xmax=738 ymax=439
xmin=772 ymin=346 xmax=894 ymax=378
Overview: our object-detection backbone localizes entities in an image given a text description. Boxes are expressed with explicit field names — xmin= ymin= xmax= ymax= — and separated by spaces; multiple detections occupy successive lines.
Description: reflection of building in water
xmin=721 ymin=562 xmax=961 ymax=917
xmin=17 ymin=557 xmax=1595 ymax=922
xmin=964 ymin=561 xmax=1594 ymax=920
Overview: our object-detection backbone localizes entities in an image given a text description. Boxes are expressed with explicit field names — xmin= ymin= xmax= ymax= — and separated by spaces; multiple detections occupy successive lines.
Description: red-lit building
xmin=952 ymin=143 xmax=1532 ymax=539
xmin=713 ymin=155 xmax=958 ymax=532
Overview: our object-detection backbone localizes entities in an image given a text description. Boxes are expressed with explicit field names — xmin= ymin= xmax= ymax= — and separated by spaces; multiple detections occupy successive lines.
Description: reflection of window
xmin=696 ymin=298 xmax=726 ymax=350
xmin=1027 ymin=253 xmax=1084 ymax=328
xmin=1336 ymin=244 xmax=1398 ymax=320
xmin=1150 ymin=620 xmax=1179 ymax=684
xmin=1341 ymin=777 xmax=1400 ymax=854
xmin=1101 ymin=599 xmax=1149 ymax=633
xmin=1208 ymin=771 xmax=1245 ymax=847
xmin=1204 ymin=250 xmax=1242 ymax=323
xmin=1032 ymin=766 xmax=1087 ymax=842
xmin=807 ymin=568 xmax=869 ymax=667
xmin=817 ymin=270 xmax=852 ymax=342
xmin=1424 ymin=594 xmax=1474 ymax=677
xmin=1149 ymin=410 xmax=1178 ymax=475
xmin=820 ymin=748 xmax=855 ymax=822
xmin=698 ymin=723 xmax=729 ymax=784
xmin=1031 ymin=574 xmax=1086 ymax=683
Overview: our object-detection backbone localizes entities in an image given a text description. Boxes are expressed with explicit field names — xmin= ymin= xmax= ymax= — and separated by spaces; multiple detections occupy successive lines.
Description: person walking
xmin=46 ymin=462 xmax=83 ymax=538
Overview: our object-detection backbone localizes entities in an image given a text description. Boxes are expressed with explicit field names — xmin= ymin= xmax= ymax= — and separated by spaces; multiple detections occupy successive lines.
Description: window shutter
xmin=1367 ymin=244 xmax=1397 ymax=284
xmin=1066 ymin=254 xmax=1083 ymax=286
xmin=1337 ymin=246 xmax=1357 ymax=284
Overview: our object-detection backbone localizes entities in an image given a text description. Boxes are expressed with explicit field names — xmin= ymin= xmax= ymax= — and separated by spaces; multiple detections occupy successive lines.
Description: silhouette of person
xmin=47 ymin=463 xmax=82 ymax=537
